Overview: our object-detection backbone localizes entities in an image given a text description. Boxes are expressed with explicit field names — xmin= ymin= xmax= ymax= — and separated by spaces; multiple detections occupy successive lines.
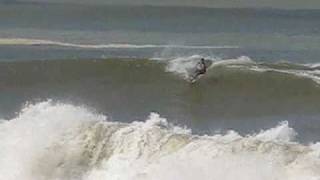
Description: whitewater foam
xmin=161 ymin=54 xmax=320 ymax=85
xmin=0 ymin=101 xmax=319 ymax=180
xmin=163 ymin=55 xmax=255 ymax=80
xmin=245 ymin=63 xmax=320 ymax=84
xmin=0 ymin=38 xmax=239 ymax=50
xmin=163 ymin=55 xmax=216 ymax=79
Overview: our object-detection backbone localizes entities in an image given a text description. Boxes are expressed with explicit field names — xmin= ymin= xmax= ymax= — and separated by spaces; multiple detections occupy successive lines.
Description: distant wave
xmin=0 ymin=100 xmax=319 ymax=180
xmin=0 ymin=38 xmax=239 ymax=49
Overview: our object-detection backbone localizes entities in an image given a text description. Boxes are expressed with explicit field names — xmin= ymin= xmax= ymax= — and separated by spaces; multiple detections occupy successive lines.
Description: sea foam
xmin=0 ymin=38 xmax=238 ymax=49
xmin=162 ymin=54 xmax=320 ymax=84
xmin=0 ymin=101 xmax=319 ymax=180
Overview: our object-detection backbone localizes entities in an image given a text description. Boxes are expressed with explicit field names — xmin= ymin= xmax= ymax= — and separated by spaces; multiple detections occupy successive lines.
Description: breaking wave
xmin=0 ymin=38 xmax=238 ymax=49
xmin=162 ymin=54 xmax=320 ymax=84
xmin=0 ymin=101 xmax=319 ymax=180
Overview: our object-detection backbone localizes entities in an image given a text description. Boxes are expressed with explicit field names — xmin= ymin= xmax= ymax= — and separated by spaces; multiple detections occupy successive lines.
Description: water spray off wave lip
xmin=0 ymin=38 xmax=239 ymax=49
xmin=0 ymin=100 xmax=319 ymax=180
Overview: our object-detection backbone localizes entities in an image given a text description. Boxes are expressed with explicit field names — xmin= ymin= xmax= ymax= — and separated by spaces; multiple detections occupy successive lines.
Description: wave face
xmin=163 ymin=55 xmax=320 ymax=84
xmin=1 ymin=56 xmax=320 ymax=127
xmin=0 ymin=101 xmax=319 ymax=180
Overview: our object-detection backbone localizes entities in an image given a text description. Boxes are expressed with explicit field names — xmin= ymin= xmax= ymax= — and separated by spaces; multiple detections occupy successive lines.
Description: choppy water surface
xmin=0 ymin=3 xmax=320 ymax=180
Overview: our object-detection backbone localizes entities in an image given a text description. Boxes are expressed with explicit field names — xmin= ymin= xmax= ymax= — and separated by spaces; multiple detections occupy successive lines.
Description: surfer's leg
xmin=189 ymin=72 xmax=199 ymax=81
xmin=189 ymin=72 xmax=202 ymax=83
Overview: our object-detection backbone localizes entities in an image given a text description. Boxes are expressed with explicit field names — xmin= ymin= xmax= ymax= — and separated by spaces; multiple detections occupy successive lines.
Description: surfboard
xmin=189 ymin=74 xmax=203 ymax=83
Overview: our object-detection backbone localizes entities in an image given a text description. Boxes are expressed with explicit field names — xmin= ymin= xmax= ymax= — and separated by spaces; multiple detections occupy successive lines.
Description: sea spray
xmin=162 ymin=54 xmax=320 ymax=84
xmin=0 ymin=101 xmax=319 ymax=180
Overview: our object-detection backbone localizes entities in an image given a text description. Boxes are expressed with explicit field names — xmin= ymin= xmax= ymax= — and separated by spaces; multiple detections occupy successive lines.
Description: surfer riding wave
xmin=190 ymin=58 xmax=208 ymax=83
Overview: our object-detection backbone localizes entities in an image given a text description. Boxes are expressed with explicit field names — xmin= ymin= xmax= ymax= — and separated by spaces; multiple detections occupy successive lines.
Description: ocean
xmin=0 ymin=2 xmax=320 ymax=180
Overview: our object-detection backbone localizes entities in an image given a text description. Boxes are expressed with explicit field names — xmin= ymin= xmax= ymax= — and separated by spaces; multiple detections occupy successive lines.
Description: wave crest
xmin=0 ymin=38 xmax=238 ymax=49
xmin=161 ymin=54 xmax=320 ymax=84
xmin=0 ymin=101 xmax=319 ymax=180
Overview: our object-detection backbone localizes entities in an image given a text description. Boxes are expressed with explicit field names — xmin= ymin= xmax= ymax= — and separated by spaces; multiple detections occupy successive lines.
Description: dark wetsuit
xmin=190 ymin=59 xmax=207 ymax=82
xmin=195 ymin=59 xmax=207 ymax=76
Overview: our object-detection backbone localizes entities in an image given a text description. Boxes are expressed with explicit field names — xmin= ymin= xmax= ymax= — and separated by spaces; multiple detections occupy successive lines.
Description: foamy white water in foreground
xmin=0 ymin=101 xmax=319 ymax=180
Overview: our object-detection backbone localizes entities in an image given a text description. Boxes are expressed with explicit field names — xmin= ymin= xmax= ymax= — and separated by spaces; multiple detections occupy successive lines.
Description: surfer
xmin=190 ymin=58 xmax=207 ymax=82
xmin=195 ymin=58 xmax=207 ymax=76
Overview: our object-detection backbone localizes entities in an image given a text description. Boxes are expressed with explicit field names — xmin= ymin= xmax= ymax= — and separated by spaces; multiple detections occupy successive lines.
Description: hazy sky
xmin=3 ymin=0 xmax=320 ymax=9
